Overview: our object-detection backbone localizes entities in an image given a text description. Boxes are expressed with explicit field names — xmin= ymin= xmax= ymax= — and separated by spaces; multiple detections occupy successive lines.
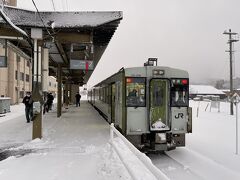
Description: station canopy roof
xmin=0 ymin=6 xmax=123 ymax=85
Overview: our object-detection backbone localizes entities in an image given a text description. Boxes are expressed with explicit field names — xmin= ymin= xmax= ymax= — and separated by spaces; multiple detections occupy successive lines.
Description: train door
xmin=111 ymin=84 xmax=116 ymax=123
xmin=93 ymin=89 xmax=96 ymax=104
xmin=108 ymin=85 xmax=111 ymax=115
xmin=149 ymin=79 xmax=170 ymax=131
xmin=115 ymin=81 xmax=122 ymax=128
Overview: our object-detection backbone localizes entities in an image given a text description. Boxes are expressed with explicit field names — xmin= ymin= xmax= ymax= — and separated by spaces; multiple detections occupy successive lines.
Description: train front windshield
xmin=171 ymin=79 xmax=189 ymax=107
xmin=126 ymin=77 xmax=146 ymax=107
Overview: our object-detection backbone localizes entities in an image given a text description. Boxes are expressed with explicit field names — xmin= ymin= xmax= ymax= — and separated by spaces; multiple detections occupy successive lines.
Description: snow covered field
xmin=0 ymin=99 xmax=239 ymax=179
xmin=158 ymin=100 xmax=240 ymax=180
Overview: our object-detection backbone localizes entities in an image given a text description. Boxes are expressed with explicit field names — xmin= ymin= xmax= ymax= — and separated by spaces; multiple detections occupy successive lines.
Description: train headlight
xmin=153 ymin=69 xmax=164 ymax=76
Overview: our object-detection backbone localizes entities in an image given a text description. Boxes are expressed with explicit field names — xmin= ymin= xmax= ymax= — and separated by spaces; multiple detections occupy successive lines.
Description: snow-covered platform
xmin=0 ymin=101 xmax=133 ymax=180
xmin=0 ymin=101 xmax=167 ymax=180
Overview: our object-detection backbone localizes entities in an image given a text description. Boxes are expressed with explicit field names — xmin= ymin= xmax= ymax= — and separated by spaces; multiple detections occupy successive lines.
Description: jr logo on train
xmin=88 ymin=59 xmax=192 ymax=152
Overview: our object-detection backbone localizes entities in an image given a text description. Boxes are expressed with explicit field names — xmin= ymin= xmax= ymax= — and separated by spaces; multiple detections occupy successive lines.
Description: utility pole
xmin=223 ymin=29 xmax=239 ymax=115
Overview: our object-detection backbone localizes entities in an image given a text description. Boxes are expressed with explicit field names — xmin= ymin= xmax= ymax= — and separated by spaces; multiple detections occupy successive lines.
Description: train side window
xmin=126 ymin=77 xmax=146 ymax=107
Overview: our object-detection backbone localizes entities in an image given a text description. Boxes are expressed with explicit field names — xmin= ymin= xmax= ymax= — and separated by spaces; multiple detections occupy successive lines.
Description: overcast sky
xmin=17 ymin=0 xmax=240 ymax=87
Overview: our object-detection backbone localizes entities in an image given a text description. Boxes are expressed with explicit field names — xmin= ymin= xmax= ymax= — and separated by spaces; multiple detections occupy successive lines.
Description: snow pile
xmin=190 ymin=85 xmax=225 ymax=95
xmin=0 ymin=103 xmax=25 ymax=124
xmin=151 ymin=120 xmax=168 ymax=130
xmin=112 ymin=137 xmax=159 ymax=180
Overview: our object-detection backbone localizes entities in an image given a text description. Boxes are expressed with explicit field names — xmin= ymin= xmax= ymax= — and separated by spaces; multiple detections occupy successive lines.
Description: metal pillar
xmin=57 ymin=64 xmax=62 ymax=117
xmin=236 ymin=102 xmax=239 ymax=154
xmin=42 ymin=48 xmax=49 ymax=92
xmin=62 ymin=83 xmax=70 ymax=108
xmin=65 ymin=83 xmax=70 ymax=106
xmin=16 ymin=54 xmax=20 ymax=104
xmin=32 ymin=39 xmax=43 ymax=139
xmin=69 ymin=84 xmax=72 ymax=104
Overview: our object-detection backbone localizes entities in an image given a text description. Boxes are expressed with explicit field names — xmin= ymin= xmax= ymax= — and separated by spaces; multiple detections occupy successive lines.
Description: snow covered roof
xmin=190 ymin=85 xmax=225 ymax=95
xmin=0 ymin=6 xmax=123 ymax=85
xmin=0 ymin=6 xmax=122 ymax=28
xmin=220 ymin=89 xmax=240 ymax=92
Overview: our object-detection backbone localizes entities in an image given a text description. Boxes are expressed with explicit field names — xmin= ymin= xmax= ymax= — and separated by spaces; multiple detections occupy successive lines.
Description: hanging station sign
xmin=70 ymin=60 xmax=94 ymax=70
xmin=0 ymin=56 xmax=7 ymax=67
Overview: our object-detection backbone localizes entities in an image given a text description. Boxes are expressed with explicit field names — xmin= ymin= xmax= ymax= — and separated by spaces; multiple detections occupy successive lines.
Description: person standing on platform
xmin=22 ymin=92 xmax=33 ymax=123
xmin=75 ymin=92 xmax=81 ymax=107
xmin=47 ymin=92 xmax=54 ymax=110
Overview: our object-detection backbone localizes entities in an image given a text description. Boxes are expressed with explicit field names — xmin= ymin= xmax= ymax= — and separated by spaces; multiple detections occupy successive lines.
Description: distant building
xmin=0 ymin=0 xmax=57 ymax=104
xmin=0 ymin=0 xmax=32 ymax=104
xmin=190 ymin=85 xmax=226 ymax=100
xmin=48 ymin=76 xmax=57 ymax=97
xmin=221 ymin=89 xmax=240 ymax=97
xmin=0 ymin=42 xmax=32 ymax=104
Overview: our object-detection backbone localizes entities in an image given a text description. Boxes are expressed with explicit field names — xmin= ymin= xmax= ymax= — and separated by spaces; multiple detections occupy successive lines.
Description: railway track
xmin=149 ymin=152 xmax=203 ymax=180
xmin=148 ymin=147 xmax=240 ymax=180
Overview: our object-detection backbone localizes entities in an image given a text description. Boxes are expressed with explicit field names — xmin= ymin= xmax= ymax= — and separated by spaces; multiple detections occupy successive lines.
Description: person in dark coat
xmin=22 ymin=92 xmax=33 ymax=123
xmin=75 ymin=92 xmax=81 ymax=107
xmin=128 ymin=89 xmax=137 ymax=97
xmin=47 ymin=92 xmax=54 ymax=110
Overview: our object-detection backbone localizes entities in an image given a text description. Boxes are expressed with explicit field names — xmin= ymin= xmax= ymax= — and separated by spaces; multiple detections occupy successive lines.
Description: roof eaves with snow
xmin=0 ymin=6 xmax=122 ymax=28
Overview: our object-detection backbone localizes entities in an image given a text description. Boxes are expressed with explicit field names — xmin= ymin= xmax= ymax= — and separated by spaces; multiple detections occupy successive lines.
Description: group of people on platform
xmin=22 ymin=92 xmax=54 ymax=123
xmin=22 ymin=91 xmax=82 ymax=123
xmin=43 ymin=92 xmax=54 ymax=114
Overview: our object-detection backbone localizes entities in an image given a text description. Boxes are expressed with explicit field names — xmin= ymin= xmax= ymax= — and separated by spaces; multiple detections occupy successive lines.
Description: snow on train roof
xmin=190 ymin=85 xmax=225 ymax=95
xmin=0 ymin=6 xmax=122 ymax=28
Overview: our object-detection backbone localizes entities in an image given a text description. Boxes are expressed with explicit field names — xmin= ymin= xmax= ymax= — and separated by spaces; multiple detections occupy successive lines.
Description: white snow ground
xmin=0 ymin=98 xmax=239 ymax=179
xmin=164 ymin=100 xmax=240 ymax=180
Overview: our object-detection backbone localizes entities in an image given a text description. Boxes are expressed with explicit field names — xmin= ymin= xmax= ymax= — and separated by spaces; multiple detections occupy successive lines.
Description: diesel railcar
xmin=88 ymin=63 xmax=192 ymax=152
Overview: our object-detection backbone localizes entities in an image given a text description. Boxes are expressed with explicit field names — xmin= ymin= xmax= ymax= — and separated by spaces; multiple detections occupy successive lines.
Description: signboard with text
xmin=70 ymin=60 xmax=94 ymax=70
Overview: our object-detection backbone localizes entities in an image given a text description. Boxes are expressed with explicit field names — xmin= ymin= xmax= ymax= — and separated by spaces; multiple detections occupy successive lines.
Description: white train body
xmin=88 ymin=66 xmax=192 ymax=152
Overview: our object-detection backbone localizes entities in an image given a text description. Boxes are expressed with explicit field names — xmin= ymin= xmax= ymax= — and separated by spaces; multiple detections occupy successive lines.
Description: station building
xmin=0 ymin=0 xmax=57 ymax=104
xmin=0 ymin=43 xmax=32 ymax=104
xmin=0 ymin=0 xmax=29 ymax=104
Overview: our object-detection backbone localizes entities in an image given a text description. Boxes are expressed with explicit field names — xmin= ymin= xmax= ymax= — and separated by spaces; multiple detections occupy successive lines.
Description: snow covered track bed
xmin=149 ymin=152 xmax=203 ymax=180
xmin=150 ymin=149 xmax=240 ymax=180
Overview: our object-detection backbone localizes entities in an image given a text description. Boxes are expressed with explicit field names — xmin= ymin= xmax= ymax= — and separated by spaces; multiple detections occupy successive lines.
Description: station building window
xmin=15 ymin=70 xmax=18 ymax=80
xmin=20 ymin=91 xmax=24 ymax=98
xmin=26 ymin=74 xmax=29 ymax=82
xmin=21 ymin=72 xmax=24 ymax=81
xmin=17 ymin=55 xmax=20 ymax=62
